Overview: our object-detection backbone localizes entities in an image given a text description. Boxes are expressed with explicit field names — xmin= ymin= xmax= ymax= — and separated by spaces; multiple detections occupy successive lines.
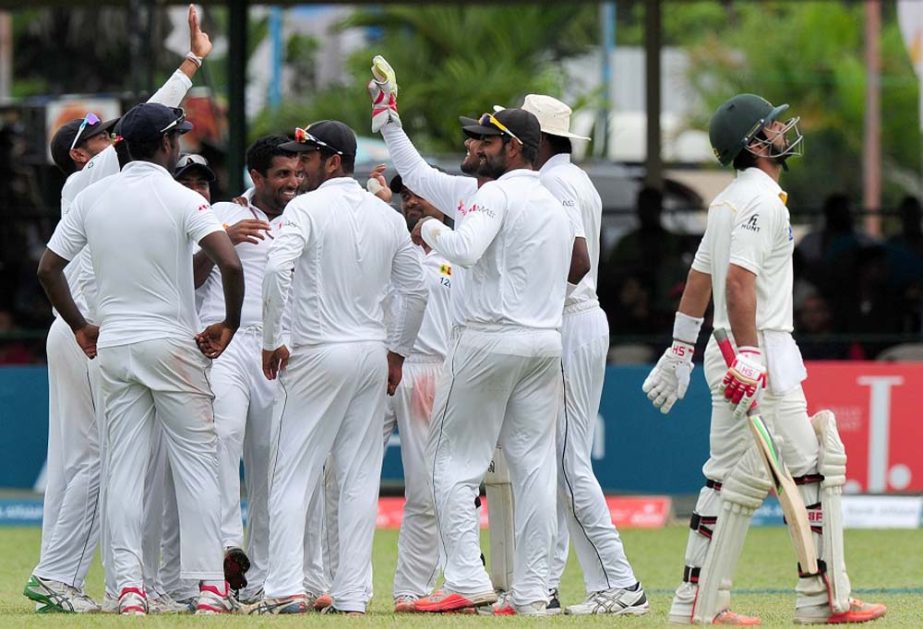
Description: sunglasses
xmin=176 ymin=153 xmax=209 ymax=169
xmin=160 ymin=107 xmax=187 ymax=134
xmin=479 ymin=113 xmax=522 ymax=145
xmin=69 ymin=112 xmax=101 ymax=151
xmin=294 ymin=127 xmax=344 ymax=155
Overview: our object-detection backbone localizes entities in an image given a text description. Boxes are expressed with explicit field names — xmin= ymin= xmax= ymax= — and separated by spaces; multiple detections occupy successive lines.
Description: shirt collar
xmin=497 ymin=168 xmax=539 ymax=182
xmin=540 ymin=153 xmax=572 ymax=173
xmin=123 ymin=160 xmax=172 ymax=177
xmin=317 ymin=176 xmax=361 ymax=191
xmin=737 ymin=167 xmax=786 ymax=200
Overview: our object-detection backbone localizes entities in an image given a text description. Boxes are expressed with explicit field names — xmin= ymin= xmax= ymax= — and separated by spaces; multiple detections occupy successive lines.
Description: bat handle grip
xmin=714 ymin=328 xmax=761 ymax=413
xmin=713 ymin=328 xmax=736 ymax=367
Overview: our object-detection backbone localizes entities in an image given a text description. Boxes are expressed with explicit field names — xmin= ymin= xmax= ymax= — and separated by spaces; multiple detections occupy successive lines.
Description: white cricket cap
xmin=493 ymin=94 xmax=591 ymax=141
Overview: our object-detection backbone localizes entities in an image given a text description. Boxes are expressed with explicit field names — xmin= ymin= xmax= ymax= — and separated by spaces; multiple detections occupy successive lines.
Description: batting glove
xmin=720 ymin=346 xmax=767 ymax=420
xmin=642 ymin=340 xmax=695 ymax=414
xmin=369 ymin=55 xmax=400 ymax=133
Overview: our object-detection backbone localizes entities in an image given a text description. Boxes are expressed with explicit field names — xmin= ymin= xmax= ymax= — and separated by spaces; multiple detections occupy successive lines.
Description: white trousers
xmin=429 ymin=328 xmax=560 ymax=606
xmin=551 ymin=305 xmax=637 ymax=593
xmin=34 ymin=317 xmax=101 ymax=587
xmin=211 ymin=328 xmax=276 ymax=590
xmin=386 ymin=358 xmax=442 ymax=599
xmin=672 ymin=335 xmax=820 ymax=610
xmin=701 ymin=336 xmax=818 ymax=481
xmin=264 ymin=341 xmax=386 ymax=613
xmin=98 ymin=338 xmax=223 ymax=592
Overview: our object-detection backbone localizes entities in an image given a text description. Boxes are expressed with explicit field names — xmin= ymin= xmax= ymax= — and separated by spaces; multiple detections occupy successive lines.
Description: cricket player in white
xmin=193 ymin=137 xmax=302 ymax=601
xmin=254 ymin=120 xmax=426 ymax=615
xmin=25 ymin=8 xmax=213 ymax=614
xmin=643 ymin=94 xmax=886 ymax=625
xmin=37 ymin=102 xmax=244 ymax=616
xmin=510 ymin=95 xmax=647 ymax=615
xmin=372 ymin=173 xmax=453 ymax=612
xmin=411 ymin=109 xmax=580 ymax=616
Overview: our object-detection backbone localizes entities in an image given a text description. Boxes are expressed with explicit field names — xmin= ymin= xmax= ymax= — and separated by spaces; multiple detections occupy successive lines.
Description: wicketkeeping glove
xmin=369 ymin=55 xmax=400 ymax=133
xmin=642 ymin=341 xmax=695 ymax=414
xmin=720 ymin=346 xmax=767 ymax=420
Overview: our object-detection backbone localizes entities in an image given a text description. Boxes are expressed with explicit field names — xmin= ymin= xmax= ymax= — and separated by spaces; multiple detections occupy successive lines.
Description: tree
xmin=681 ymin=1 xmax=920 ymax=209
xmin=252 ymin=5 xmax=599 ymax=153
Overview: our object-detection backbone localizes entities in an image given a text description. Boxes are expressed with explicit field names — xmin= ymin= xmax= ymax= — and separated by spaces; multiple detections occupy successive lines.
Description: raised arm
xmin=148 ymin=4 xmax=213 ymax=107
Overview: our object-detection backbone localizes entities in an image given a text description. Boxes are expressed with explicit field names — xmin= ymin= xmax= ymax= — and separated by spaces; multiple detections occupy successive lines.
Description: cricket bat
xmin=714 ymin=329 xmax=819 ymax=576
xmin=484 ymin=446 xmax=515 ymax=592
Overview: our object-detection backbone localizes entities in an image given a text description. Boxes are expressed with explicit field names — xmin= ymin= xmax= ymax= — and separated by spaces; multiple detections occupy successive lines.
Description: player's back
xmin=285 ymin=177 xmax=410 ymax=347
xmin=466 ymin=170 xmax=573 ymax=332
xmin=81 ymin=160 xmax=216 ymax=348
xmin=540 ymin=155 xmax=602 ymax=306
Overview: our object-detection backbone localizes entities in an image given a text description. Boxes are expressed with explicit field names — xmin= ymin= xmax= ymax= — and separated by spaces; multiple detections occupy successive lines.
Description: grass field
xmin=1 ymin=524 xmax=921 ymax=626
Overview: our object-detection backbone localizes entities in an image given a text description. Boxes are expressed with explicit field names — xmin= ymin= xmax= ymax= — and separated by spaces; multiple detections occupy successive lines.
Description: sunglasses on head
xmin=176 ymin=153 xmax=209 ymax=169
xmin=159 ymin=107 xmax=187 ymax=134
xmin=69 ymin=112 xmax=101 ymax=151
xmin=479 ymin=113 xmax=522 ymax=145
xmin=294 ymin=127 xmax=343 ymax=155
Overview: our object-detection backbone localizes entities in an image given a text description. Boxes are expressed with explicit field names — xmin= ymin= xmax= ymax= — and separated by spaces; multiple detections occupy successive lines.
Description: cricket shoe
xmin=711 ymin=609 xmax=762 ymax=625
xmin=118 ymin=587 xmax=149 ymax=616
xmin=195 ymin=583 xmax=238 ymax=615
xmin=148 ymin=592 xmax=192 ymax=614
xmin=244 ymin=594 xmax=310 ymax=615
xmin=321 ymin=606 xmax=365 ymax=616
xmin=566 ymin=581 xmax=650 ymax=616
xmin=478 ymin=591 xmax=548 ymax=616
xmin=23 ymin=575 xmax=100 ymax=613
xmin=238 ymin=586 xmax=264 ymax=606
xmin=415 ymin=588 xmax=497 ymax=613
xmin=223 ymin=546 xmax=251 ymax=591
xmin=394 ymin=595 xmax=419 ymax=613
xmin=547 ymin=588 xmax=562 ymax=615
xmin=101 ymin=592 xmax=118 ymax=613
xmin=794 ymin=598 xmax=887 ymax=625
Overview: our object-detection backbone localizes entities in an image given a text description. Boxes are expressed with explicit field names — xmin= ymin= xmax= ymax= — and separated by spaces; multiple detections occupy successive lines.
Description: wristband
xmin=673 ymin=311 xmax=704 ymax=345
xmin=185 ymin=51 xmax=203 ymax=68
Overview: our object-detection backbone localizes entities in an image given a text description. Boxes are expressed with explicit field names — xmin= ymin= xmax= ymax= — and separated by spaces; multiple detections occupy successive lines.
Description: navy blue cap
xmin=279 ymin=120 xmax=357 ymax=158
xmin=117 ymin=103 xmax=193 ymax=143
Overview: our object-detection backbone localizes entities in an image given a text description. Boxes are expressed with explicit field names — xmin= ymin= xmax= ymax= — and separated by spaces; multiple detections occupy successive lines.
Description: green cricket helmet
xmin=708 ymin=94 xmax=791 ymax=166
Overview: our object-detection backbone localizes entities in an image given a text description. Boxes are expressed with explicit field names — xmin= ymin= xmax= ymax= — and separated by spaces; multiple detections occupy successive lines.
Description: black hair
xmin=246 ymin=135 xmax=297 ymax=176
xmin=544 ymin=133 xmax=572 ymax=156
xmin=318 ymin=147 xmax=355 ymax=175
xmin=126 ymin=134 xmax=171 ymax=162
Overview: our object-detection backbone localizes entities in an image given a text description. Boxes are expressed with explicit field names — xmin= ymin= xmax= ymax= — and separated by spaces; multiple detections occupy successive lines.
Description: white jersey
xmin=47 ymin=161 xmax=222 ymax=349
xmin=197 ymin=201 xmax=281 ymax=329
xmin=691 ymin=167 xmax=795 ymax=332
xmin=262 ymin=177 xmax=427 ymax=357
xmin=380 ymin=123 xmax=477 ymax=329
xmin=54 ymin=69 xmax=194 ymax=323
xmin=391 ymin=248 xmax=452 ymax=360
xmin=539 ymin=154 xmax=599 ymax=307
xmin=420 ymin=169 xmax=574 ymax=333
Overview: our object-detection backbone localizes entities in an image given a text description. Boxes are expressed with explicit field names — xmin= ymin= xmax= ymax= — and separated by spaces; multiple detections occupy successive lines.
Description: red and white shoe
xmin=713 ymin=609 xmax=762 ymax=625
xmin=795 ymin=598 xmax=887 ymax=625
xmin=414 ymin=589 xmax=496 ymax=613
xmin=118 ymin=587 xmax=148 ymax=616
xmin=394 ymin=595 xmax=419 ymax=613
xmin=195 ymin=583 xmax=238 ymax=615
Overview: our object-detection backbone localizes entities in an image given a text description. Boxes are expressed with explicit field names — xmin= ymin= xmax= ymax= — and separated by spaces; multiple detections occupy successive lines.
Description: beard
xmin=476 ymin=152 xmax=507 ymax=179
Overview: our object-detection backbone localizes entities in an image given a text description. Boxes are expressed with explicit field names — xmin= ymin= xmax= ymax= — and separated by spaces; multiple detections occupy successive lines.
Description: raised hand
xmin=366 ymin=164 xmax=392 ymax=202
xmin=188 ymin=4 xmax=213 ymax=60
